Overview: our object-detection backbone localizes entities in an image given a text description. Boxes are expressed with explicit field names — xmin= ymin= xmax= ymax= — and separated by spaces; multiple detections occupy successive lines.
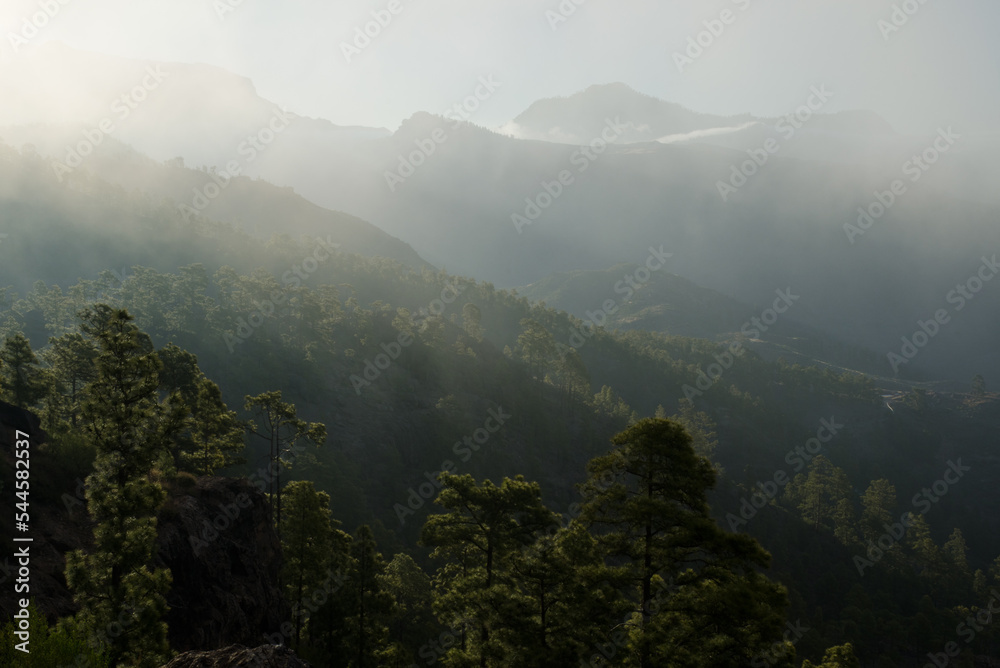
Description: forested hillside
xmin=1 ymin=139 xmax=999 ymax=666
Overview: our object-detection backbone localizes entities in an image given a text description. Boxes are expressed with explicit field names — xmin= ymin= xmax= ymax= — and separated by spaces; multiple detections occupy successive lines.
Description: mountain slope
xmin=2 ymin=146 xmax=1000 ymax=665
xmin=5 ymin=50 xmax=999 ymax=384
xmin=0 ymin=41 xmax=390 ymax=169
xmin=262 ymin=110 xmax=999 ymax=383
xmin=517 ymin=262 xmax=888 ymax=375
xmin=0 ymin=137 xmax=429 ymax=289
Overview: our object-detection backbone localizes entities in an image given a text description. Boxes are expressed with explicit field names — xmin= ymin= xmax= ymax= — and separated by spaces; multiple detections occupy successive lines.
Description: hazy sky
xmin=2 ymin=0 xmax=998 ymax=135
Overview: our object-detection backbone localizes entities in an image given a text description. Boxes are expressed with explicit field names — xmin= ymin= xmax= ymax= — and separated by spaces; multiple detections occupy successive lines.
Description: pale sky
xmin=2 ymin=0 xmax=998 ymax=135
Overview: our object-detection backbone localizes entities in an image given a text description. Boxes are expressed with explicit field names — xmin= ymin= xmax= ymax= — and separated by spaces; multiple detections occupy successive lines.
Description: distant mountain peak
xmin=503 ymin=82 xmax=735 ymax=145
xmin=503 ymin=82 xmax=893 ymax=146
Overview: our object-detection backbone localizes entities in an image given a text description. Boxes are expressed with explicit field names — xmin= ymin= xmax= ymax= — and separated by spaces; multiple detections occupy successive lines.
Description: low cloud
xmin=656 ymin=121 xmax=759 ymax=145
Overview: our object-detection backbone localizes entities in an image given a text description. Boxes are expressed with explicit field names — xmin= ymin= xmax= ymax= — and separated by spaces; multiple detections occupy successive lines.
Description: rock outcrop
xmin=157 ymin=476 xmax=289 ymax=652
xmin=0 ymin=398 xmax=48 ymax=445
xmin=0 ymin=406 xmax=288 ymax=654
xmin=160 ymin=644 xmax=312 ymax=668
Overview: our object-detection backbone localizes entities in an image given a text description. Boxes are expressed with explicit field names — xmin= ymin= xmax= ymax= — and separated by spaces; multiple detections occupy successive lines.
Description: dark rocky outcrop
xmin=160 ymin=644 xmax=311 ymax=668
xmin=157 ymin=476 xmax=289 ymax=652
xmin=0 ymin=398 xmax=48 ymax=446
xmin=0 ymin=407 xmax=288 ymax=653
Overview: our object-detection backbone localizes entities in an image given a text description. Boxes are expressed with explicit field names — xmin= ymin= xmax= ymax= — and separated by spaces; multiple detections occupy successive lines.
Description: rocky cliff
xmin=160 ymin=644 xmax=312 ymax=667
xmin=0 ymin=409 xmax=288 ymax=653
xmin=158 ymin=475 xmax=289 ymax=652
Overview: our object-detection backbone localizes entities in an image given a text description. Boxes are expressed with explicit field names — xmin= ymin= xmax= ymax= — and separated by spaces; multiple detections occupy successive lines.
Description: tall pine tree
xmin=0 ymin=332 xmax=48 ymax=408
xmin=580 ymin=418 xmax=792 ymax=668
xmin=244 ymin=390 xmax=326 ymax=533
xmin=422 ymin=473 xmax=558 ymax=667
xmin=64 ymin=306 xmax=182 ymax=667
xmin=281 ymin=480 xmax=350 ymax=648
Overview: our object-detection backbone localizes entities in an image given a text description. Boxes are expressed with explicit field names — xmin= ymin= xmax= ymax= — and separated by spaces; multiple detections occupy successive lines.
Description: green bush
xmin=175 ymin=471 xmax=198 ymax=490
xmin=0 ymin=601 xmax=109 ymax=668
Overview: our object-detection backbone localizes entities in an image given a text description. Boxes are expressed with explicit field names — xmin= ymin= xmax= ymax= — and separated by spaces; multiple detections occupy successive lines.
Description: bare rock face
xmin=160 ymin=644 xmax=312 ymax=668
xmin=0 ymin=398 xmax=48 ymax=444
xmin=0 ymin=401 xmax=71 ymax=621
xmin=0 ymin=399 xmax=289 ymax=653
xmin=157 ymin=476 xmax=289 ymax=652
xmin=0 ymin=412 xmax=290 ymax=655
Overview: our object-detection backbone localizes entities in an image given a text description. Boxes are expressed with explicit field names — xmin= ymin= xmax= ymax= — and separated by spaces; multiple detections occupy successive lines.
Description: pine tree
xmin=378 ymin=553 xmax=436 ymax=667
xmin=156 ymin=342 xmax=201 ymax=399
xmin=555 ymin=347 xmax=591 ymax=400
xmin=185 ymin=378 xmax=245 ymax=475
xmin=462 ymin=303 xmax=484 ymax=342
xmin=580 ymin=418 xmax=791 ymax=668
xmin=0 ymin=332 xmax=48 ymax=408
xmin=347 ymin=525 xmax=394 ymax=668
xmin=281 ymin=480 xmax=350 ymax=648
xmin=833 ymin=498 xmax=858 ymax=546
xmin=990 ymin=555 xmax=1000 ymax=589
xmin=421 ymin=473 xmax=558 ymax=667
xmin=860 ymin=479 xmax=896 ymax=545
xmin=503 ymin=521 xmax=626 ymax=666
xmin=943 ymin=528 xmax=970 ymax=575
xmin=593 ymin=385 xmax=635 ymax=421
xmin=42 ymin=331 xmax=98 ymax=430
xmin=244 ymin=391 xmax=326 ymax=533
xmin=670 ymin=398 xmax=719 ymax=461
xmin=156 ymin=344 xmax=244 ymax=474
xmin=905 ymin=513 xmax=949 ymax=597
xmin=64 ymin=306 xmax=182 ymax=667
xmin=973 ymin=568 xmax=989 ymax=599
xmin=791 ymin=455 xmax=853 ymax=532
xmin=942 ymin=527 xmax=972 ymax=600
xmin=801 ymin=642 xmax=861 ymax=667
xmin=517 ymin=318 xmax=555 ymax=378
